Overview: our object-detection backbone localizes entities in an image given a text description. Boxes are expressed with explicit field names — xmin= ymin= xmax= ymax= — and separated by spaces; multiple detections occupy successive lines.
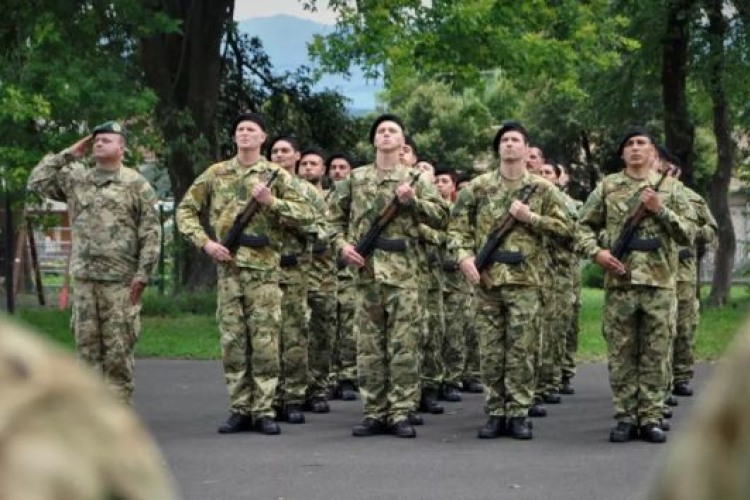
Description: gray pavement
xmin=133 ymin=360 xmax=709 ymax=500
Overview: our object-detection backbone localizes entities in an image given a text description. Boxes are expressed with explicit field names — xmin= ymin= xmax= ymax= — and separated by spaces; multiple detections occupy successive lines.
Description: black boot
xmin=463 ymin=379 xmax=484 ymax=393
xmin=665 ymin=394 xmax=679 ymax=407
xmin=284 ymin=404 xmax=305 ymax=424
xmin=477 ymin=416 xmax=506 ymax=439
xmin=390 ymin=420 xmax=417 ymax=438
xmin=419 ymin=389 xmax=444 ymax=414
xmin=640 ymin=423 xmax=667 ymax=443
xmin=352 ymin=417 xmax=387 ymax=437
xmin=543 ymin=391 xmax=562 ymax=404
xmin=441 ymin=383 xmax=462 ymax=402
xmin=309 ymin=397 xmax=330 ymax=413
xmin=507 ymin=417 xmax=532 ymax=440
xmin=659 ymin=419 xmax=670 ymax=432
xmin=672 ymin=381 xmax=693 ymax=397
xmin=253 ymin=416 xmax=281 ymax=435
xmin=662 ymin=407 xmax=673 ymax=419
xmin=609 ymin=422 xmax=637 ymax=443
xmin=339 ymin=381 xmax=358 ymax=401
xmin=528 ymin=399 xmax=547 ymax=418
xmin=407 ymin=411 xmax=424 ymax=426
xmin=560 ymin=377 xmax=576 ymax=395
xmin=217 ymin=413 xmax=253 ymax=434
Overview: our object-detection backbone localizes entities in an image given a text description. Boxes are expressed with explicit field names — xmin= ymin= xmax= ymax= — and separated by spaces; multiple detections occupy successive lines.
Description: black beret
xmin=265 ymin=134 xmax=300 ymax=161
xmin=492 ymin=121 xmax=529 ymax=154
xmin=616 ymin=127 xmax=655 ymax=156
xmin=325 ymin=152 xmax=355 ymax=171
xmin=369 ymin=113 xmax=405 ymax=144
xmin=404 ymin=135 xmax=419 ymax=157
xmin=298 ymin=146 xmax=326 ymax=162
xmin=91 ymin=121 xmax=126 ymax=138
xmin=656 ymin=144 xmax=683 ymax=168
xmin=232 ymin=112 xmax=267 ymax=135
xmin=456 ymin=172 xmax=473 ymax=185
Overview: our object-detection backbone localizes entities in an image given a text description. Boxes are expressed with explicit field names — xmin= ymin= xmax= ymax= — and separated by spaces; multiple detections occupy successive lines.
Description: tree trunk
xmin=662 ymin=0 xmax=696 ymax=187
xmin=705 ymin=0 xmax=736 ymax=307
xmin=139 ymin=0 xmax=234 ymax=290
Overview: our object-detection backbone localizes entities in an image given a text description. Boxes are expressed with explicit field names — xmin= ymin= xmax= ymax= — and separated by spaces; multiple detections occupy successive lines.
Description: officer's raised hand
xmin=68 ymin=135 xmax=93 ymax=159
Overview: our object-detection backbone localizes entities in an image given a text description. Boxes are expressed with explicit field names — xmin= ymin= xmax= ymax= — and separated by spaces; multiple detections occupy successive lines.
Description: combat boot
xmin=560 ymin=377 xmax=575 ymax=395
xmin=665 ymin=394 xmax=679 ymax=407
xmin=672 ymin=381 xmax=693 ymax=397
xmin=284 ymin=404 xmax=305 ymax=424
xmin=352 ymin=417 xmax=387 ymax=437
xmin=339 ymin=381 xmax=358 ymax=401
xmin=477 ymin=416 xmax=506 ymax=439
xmin=463 ymin=379 xmax=484 ymax=393
xmin=609 ymin=422 xmax=637 ymax=443
xmin=507 ymin=417 xmax=532 ymax=440
xmin=407 ymin=411 xmax=424 ymax=426
xmin=217 ymin=413 xmax=253 ymax=434
xmin=528 ymin=399 xmax=547 ymax=418
xmin=662 ymin=407 xmax=673 ymax=419
xmin=542 ymin=391 xmax=562 ymax=404
xmin=253 ymin=416 xmax=281 ymax=435
xmin=419 ymin=389 xmax=444 ymax=414
xmin=441 ymin=383 xmax=462 ymax=402
xmin=640 ymin=423 xmax=667 ymax=443
xmin=659 ymin=419 xmax=670 ymax=432
xmin=390 ymin=420 xmax=417 ymax=438
xmin=309 ymin=397 xmax=330 ymax=413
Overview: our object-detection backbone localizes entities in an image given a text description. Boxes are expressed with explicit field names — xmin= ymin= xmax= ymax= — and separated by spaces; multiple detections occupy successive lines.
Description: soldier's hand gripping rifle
xmin=221 ymin=170 xmax=279 ymax=253
xmin=610 ymin=170 xmax=669 ymax=261
xmin=474 ymin=184 xmax=538 ymax=273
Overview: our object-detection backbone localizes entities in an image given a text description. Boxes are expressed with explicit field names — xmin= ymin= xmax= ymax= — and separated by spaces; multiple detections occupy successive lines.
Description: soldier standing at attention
xmin=448 ymin=121 xmax=572 ymax=440
xmin=330 ymin=114 xmax=449 ymax=438
xmin=28 ymin=121 xmax=161 ymax=405
xmin=177 ymin=113 xmax=314 ymax=435
xmin=577 ymin=127 xmax=694 ymax=443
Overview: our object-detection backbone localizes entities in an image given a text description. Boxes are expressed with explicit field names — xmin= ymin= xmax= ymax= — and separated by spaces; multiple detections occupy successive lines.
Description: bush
xmin=141 ymin=290 xmax=216 ymax=317
xmin=581 ymin=260 xmax=605 ymax=289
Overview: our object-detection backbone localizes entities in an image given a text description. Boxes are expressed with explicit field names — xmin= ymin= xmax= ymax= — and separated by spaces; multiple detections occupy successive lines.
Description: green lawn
xmin=10 ymin=286 xmax=750 ymax=362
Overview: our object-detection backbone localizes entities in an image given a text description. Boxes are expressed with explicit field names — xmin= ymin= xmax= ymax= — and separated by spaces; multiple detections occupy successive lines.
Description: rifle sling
xmin=237 ymin=234 xmax=270 ymax=248
xmin=489 ymin=250 xmax=525 ymax=265
xmin=373 ymin=236 xmax=409 ymax=252
xmin=627 ymin=237 xmax=662 ymax=252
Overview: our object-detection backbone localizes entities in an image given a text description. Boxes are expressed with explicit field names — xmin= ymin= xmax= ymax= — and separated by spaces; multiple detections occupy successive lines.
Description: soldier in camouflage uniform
xmin=0 ymin=318 xmax=178 ymax=500
xmin=577 ymin=127 xmax=694 ymax=443
xmin=448 ymin=122 xmax=573 ymax=440
xmin=177 ymin=113 xmax=314 ymax=434
xmin=330 ymin=114 xmax=449 ymax=438
xmin=28 ymin=122 xmax=161 ymax=405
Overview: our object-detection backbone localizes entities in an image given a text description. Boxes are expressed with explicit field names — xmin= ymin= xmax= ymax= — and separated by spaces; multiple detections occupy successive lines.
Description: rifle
xmin=610 ymin=170 xmax=669 ymax=261
xmin=221 ymin=170 xmax=279 ymax=253
xmin=475 ymin=184 xmax=538 ymax=273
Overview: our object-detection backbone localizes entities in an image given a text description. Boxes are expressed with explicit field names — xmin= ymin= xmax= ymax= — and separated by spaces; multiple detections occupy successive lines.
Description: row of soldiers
xmin=27 ymin=112 xmax=716 ymax=444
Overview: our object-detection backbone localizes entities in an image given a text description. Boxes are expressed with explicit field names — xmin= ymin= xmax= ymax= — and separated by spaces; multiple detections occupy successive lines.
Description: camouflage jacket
xmin=418 ymin=223 xmax=444 ymax=291
xmin=448 ymin=170 xmax=573 ymax=288
xmin=577 ymin=170 xmax=694 ymax=290
xmin=442 ymin=201 xmax=472 ymax=294
xmin=307 ymin=186 xmax=338 ymax=292
xmin=329 ymin=163 xmax=449 ymax=289
xmin=176 ymin=156 xmax=315 ymax=279
xmin=279 ymin=178 xmax=322 ymax=286
xmin=27 ymin=151 xmax=161 ymax=283
xmin=677 ymin=185 xmax=717 ymax=284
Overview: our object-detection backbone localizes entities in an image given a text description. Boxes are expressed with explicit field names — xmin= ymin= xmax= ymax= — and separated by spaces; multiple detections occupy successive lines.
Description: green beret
xmin=91 ymin=121 xmax=126 ymax=137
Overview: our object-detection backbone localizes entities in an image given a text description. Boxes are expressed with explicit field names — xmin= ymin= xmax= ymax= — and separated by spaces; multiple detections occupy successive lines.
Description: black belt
xmin=312 ymin=243 xmax=328 ymax=255
xmin=280 ymin=254 xmax=299 ymax=267
xmin=443 ymin=261 xmax=459 ymax=272
xmin=678 ymin=248 xmax=693 ymax=261
xmin=238 ymin=234 xmax=270 ymax=248
xmin=490 ymin=251 xmax=525 ymax=265
xmin=628 ymin=237 xmax=662 ymax=252
xmin=373 ymin=237 xmax=408 ymax=252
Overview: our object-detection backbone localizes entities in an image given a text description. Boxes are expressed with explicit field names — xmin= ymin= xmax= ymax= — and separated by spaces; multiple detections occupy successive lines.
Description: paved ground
xmin=133 ymin=361 xmax=709 ymax=500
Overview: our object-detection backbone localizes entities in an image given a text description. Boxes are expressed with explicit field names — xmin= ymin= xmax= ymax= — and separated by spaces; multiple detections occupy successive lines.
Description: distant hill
xmin=238 ymin=14 xmax=382 ymax=112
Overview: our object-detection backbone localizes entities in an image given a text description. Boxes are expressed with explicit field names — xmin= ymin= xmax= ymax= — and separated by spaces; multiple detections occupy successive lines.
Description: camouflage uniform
xmin=329 ymin=164 xmax=448 ymax=425
xmin=0 ymin=318 xmax=178 ymax=500
xmin=462 ymin=293 xmax=481 ymax=386
xmin=577 ymin=170 xmax=694 ymax=426
xmin=28 ymin=151 xmax=161 ymax=404
xmin=418 ymin=223 xmax=446 ymax=396
xmin=561 ymin=195 xmax=584 ymax=383
xmin=648 ymin=319 xmax=750 ymax=500
xmin=448 ymin=171 xmax=572 ymax=418
xmin=176 ymin=156 xmax=314 ymax=419
xmin=335 ymin=258 xmax=359 ymax=387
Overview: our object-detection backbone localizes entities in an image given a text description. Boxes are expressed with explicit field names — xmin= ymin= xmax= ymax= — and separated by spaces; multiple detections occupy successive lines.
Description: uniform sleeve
xmin=176 ymin=169 xmax=213 ymax=250
xmin=530 ymin=185 xmax=574 ymax=240
xmin=654 ymin=186 xmax=695 ymax=246
xmin=576 ymin=182 xmax=607 ymax=260
xmin=135 ymin=180 xmax=162 ymax=283
xmin=329 ymin=178 xmax=353 ymax=254
xmin=268 ymin=174 xmax=316 ymax=228
xmin=447 ymin=185 xmax=477 ymax=265
xmin=408 ymin=177 xmax=449 ymax=230
xmin=27 ymin=150 xmax=77 ymax=202
xmin=695 ymin=197 xmax=718 ymax=248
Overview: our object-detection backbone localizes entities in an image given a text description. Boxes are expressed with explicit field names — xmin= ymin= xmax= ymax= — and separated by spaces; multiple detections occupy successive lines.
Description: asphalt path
xmin=133 ymin=360 xmax=709 ymax=500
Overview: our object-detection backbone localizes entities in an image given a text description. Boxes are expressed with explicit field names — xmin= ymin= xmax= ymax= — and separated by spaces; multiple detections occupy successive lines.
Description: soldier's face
xmin=622 ymin=136 xmax=652 ymax=167
xmin=540 ymin=164 xmax=558 ymax=183
xmin=299 ymin=154 xmax=325 ymax=183
xmin=416 ymin=161 xmax=435 ymax=182
xmin=526 ymin=147 xmax=543 ymax=173
xmin=499 ymin=132 xmax=528 ymax=163
xmin=435 ymin=174 xmax=455 ymax=199
xmin=270 ymin=140 xmax=300 ymax=172
xmin=374 ymin=121 xmax=404 ymax=154
xmin=235 ymin=121 xmax=266 ymax=151
xmin=92 ymin=133 xmax=124 ymax=162
xmin=329 ymin=158 xmax=352 ymax=181
xmin=399 ymin=144 xmax=417 ymax=166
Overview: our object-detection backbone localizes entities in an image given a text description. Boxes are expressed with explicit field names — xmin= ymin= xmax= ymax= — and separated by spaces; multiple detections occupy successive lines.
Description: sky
xmin=233 ymin=0 xmax=338 ymax=24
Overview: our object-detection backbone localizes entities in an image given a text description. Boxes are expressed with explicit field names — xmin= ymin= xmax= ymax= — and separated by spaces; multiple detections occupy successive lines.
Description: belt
xmin=443 ymin=260 xmax=459 ymax=272
xmin=373 ymin=237 xmax=408 ymax=252
xmin=238 ymin=234 xmax=270 ymax=248
xmin=280 ymin=254 xmax=299 ymax=267
xmin=627 ymin=237 xmax=662 ymax=252
xmin=312 ymin=243 xmax=328 ymax=255
xmin=490 ymin=250 xmax=525 ymax=265
xmin=678 ymin=248 xmax=693 ymax=261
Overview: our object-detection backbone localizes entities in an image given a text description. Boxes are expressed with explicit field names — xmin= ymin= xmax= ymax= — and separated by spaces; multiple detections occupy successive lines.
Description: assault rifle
xmin=475 ymin=183 xmax=538 ymax=273
xmin=610 ymin=170 xmax=669 ymax=261
xmin=221 ymin=170 xmax=279 ymax=253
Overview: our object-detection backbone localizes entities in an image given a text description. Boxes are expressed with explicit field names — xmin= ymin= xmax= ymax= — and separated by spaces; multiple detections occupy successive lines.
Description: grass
xmin=10 ymin=286 xmax=750 ymax=362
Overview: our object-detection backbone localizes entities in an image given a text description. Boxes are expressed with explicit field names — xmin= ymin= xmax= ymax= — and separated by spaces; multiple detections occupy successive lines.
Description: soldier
xmin=28 ymin=121 xmax=161 ymax=405
xmin=0 ymin=318 xmax=179 ymax=500
xmin=176 ymin=113 xmax=314 ymax=434
xmin=448 ymin=121 xmax=573 ymax=440
xmin=577 ymin=127 xmax=694 ymax=443
xmin=327 ymin=152 xmax=354 ymax=182
xmin=298 ymin=147 xmax=338 ymax=411
xmin=526 ymin=146 xmax=545 ymax=175
xmin=330 ymin=114 xmax=449 ymax=438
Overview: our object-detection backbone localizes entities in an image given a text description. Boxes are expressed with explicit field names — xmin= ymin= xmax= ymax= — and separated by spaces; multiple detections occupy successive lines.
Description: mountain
xmin=238 ymin=14 xmax=381 ymax=112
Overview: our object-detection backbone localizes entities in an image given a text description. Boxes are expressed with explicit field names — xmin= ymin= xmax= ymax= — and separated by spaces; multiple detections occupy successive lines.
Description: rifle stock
xmin=221 ymin=169 xmax=279 ymax=253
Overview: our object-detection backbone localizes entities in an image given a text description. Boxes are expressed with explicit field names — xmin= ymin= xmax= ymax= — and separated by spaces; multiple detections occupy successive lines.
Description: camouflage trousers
xmin=307 ymin=288 xmax=337 ymax=400
xmin=562 ymin=281 xmax=581 ymax=381
xmin=536 ymin=283 xmax=562 ymax=397
xmin=672 ymin=280 xmax=699 ymax=384
xmin=462 ymin=294 xmax=480 ymax=384
xmin=73 ymin=279 xmax=140 ymax=404
xmin=276 ymin=281 xmax=310 ymax=407
xmin=420 ymin=287 xmax=445 ymax=393
xmin=216 ymin=267 xmax=281 ymax=418
xmin=356 ymin=282 xmax=420 ymax=425
xmin=335 ymin=281 xmax=359 ymax=385
xmin=442 ymin=290 xmax=472 ymax=387
xmin=604 ymin=287 xmax=674 ymax=425
xmin=476 ymin=285 xmax=540 ymax=418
